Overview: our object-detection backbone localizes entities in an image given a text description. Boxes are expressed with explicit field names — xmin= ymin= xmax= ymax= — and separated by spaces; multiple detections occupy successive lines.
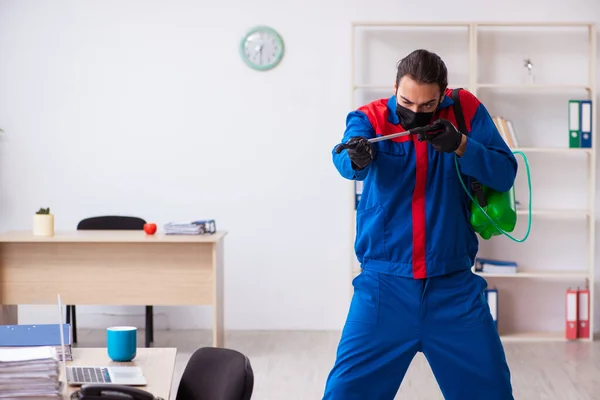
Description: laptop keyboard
xmin=69 ymin=367 xmax=112 ymax=383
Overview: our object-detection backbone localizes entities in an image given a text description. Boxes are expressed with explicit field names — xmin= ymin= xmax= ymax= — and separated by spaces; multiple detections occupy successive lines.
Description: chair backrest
xmin=176 ymin=347 xmax=254 ymax=400
xmin=77 ymin=216 xmax=146 ymax=230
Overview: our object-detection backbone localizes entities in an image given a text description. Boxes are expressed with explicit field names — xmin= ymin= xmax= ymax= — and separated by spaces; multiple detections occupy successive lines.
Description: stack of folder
xmin=474 ymin=258 xmax=518 ymax=274
xmin=164 ymin=219 xmax=216 ymax=235
xmin=0 ymin=324 xmax=72 ymax=361
xmin=566 ymin=287 xmax=590 ymax=340
xmin=568 ymin=99 xmax=592 ymax=148
xmin=0 ymin=346 xmax=63 ymax=398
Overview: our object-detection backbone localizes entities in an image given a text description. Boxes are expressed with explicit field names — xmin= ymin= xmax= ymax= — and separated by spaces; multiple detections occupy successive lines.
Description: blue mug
xmin=107 ymin=326 xmax=137 ymax=362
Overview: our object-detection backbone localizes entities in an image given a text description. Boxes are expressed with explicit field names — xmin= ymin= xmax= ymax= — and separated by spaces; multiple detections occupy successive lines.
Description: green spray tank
xmin=445 ymin=87 xmax=531 ymax=243
xmin=454 ymin=153 xmax=531 ymax=243
xmin=468 ymin=180 xmax=518 ymax=240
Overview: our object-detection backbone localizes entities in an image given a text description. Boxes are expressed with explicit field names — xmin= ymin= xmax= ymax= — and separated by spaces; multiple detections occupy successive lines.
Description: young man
xmin=324 ymin=49 xmax=518 ymax=399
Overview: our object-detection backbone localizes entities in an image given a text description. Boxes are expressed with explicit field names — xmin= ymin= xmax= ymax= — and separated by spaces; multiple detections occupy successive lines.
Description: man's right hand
xmin=341 ymin=136 xmax=374 ymax=170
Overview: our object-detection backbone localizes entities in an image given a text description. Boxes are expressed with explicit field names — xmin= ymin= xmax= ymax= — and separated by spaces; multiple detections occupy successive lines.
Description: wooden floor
xmin=75 ymin=329 xmax=600 ymax=400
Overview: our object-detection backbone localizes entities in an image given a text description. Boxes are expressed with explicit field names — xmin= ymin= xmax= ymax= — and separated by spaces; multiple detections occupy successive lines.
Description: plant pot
xmin=33 ymin=214 xmax=54 ymax=236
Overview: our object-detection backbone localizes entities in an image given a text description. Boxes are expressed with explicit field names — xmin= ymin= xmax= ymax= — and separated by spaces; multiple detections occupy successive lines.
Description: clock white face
xmin=241 ymin=27 xmax=284 ymax=70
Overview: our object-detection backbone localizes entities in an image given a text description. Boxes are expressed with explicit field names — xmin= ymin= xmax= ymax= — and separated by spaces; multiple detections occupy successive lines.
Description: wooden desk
xmin=0 ymin=230 xmax=227 ymax=347
xmin=62 ymin=347 xmax=177 ymax=400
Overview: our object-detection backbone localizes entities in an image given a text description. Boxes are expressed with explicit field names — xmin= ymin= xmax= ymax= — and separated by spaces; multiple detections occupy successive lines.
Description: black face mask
xmin=396 ymin=103 xmax=434 ymax=130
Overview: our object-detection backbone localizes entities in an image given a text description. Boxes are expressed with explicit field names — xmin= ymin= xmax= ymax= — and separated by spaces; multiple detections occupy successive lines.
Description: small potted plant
xmin=33 ymin=207 xmax=54 ymax=236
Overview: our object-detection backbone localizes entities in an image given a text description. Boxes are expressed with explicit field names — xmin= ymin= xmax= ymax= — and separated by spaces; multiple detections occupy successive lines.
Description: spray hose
xmin=454 ymin=150 xmax=532 ymax=243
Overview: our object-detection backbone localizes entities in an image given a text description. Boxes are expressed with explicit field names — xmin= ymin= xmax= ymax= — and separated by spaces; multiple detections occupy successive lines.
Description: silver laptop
xmin=57 ymin=294 xmax=147 ymax=386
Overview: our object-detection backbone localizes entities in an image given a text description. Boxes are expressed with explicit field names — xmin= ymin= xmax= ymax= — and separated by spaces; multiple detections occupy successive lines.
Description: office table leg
xmin=213 ymin=240 xmax=225 ymax=347
xmin=0 ymin=305 xmax=17 ymax=325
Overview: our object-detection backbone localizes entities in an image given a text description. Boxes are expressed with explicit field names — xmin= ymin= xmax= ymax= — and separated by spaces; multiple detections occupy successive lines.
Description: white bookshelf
xmin=349 ymin=22 xmax=596 ymax=342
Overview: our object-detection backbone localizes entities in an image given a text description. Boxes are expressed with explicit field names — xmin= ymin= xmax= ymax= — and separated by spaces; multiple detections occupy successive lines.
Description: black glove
xmin=427 ymin=119 xmax=463 ymax=153
xmin=335 ymin=136 xmax=374 ymax=170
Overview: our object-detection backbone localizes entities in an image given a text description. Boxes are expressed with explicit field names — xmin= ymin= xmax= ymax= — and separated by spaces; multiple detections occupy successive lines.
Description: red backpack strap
xmin=451 ymin=88 xmax=487 ymax=206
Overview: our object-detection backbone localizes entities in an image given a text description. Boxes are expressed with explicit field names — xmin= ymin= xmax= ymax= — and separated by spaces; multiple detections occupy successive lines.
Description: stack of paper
xmin=164 ymin=220 xmax=216 ymax=235
xmin=0 ymin=346 xmax=63 ymax=398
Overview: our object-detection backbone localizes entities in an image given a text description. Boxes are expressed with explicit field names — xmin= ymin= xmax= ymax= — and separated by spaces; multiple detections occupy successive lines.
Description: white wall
xmin=0 ymin=0 xmax=599 ymax=332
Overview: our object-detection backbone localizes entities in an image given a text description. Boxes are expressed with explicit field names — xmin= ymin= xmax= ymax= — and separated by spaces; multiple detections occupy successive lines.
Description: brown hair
xmin=395 ymin=49 xmax=448 ymax=94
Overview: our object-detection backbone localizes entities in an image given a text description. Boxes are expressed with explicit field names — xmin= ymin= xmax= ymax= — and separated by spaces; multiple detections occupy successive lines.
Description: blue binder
xmin=354 ymin=181 xmax=363 ymax=210
xmin=0 ymin=324 xmax=71 ymax=347
xmin=484 ymin=289 xmax=498 ymax=330
xmin=580 ymin=100 xmax=592 ymax=148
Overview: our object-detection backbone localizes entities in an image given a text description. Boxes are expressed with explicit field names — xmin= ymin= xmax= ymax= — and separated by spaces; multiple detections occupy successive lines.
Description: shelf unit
xmin=349 ymin=21 xmax=596 ymax=342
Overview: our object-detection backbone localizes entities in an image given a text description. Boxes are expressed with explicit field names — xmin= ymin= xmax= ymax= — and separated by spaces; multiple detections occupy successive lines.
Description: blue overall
xmin=325 ymin=89 xmax=518 ymax=399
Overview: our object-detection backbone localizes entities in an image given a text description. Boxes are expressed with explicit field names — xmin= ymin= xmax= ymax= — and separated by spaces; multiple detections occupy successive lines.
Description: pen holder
xmin=33 ymin=210 xmax=54 ymax=237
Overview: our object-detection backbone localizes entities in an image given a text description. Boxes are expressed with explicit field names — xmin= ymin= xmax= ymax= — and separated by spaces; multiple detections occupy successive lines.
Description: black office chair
xmin=67 ymin=215 xmax=155 ymax=347
xmin=176 ymin=347 xmax=254 ymax=400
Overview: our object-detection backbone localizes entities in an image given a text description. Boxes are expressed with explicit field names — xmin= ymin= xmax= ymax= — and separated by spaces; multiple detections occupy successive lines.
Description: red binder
xmin=577 ymin=288 xmax=590 ymax=339
xmin=566 ymin=288 xmax=578 ymax=340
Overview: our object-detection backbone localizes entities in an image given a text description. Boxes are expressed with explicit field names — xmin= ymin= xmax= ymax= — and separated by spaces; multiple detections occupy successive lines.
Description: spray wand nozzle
xmin=334 ymin=122 xmax=444 ymax=154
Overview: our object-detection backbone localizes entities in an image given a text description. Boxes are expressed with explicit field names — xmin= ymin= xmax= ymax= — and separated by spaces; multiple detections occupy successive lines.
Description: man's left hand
xmin=427 ymin=119 xmax=464 ymax=154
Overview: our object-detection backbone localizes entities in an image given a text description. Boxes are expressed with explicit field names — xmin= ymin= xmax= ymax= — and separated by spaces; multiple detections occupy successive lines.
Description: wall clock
xmin=239 ymin=26 xmax=284 ymax=71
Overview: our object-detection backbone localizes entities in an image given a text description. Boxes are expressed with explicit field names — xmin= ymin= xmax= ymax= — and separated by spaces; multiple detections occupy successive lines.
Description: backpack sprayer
xmin=335 ymin=122 xmax=532 ymax=243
